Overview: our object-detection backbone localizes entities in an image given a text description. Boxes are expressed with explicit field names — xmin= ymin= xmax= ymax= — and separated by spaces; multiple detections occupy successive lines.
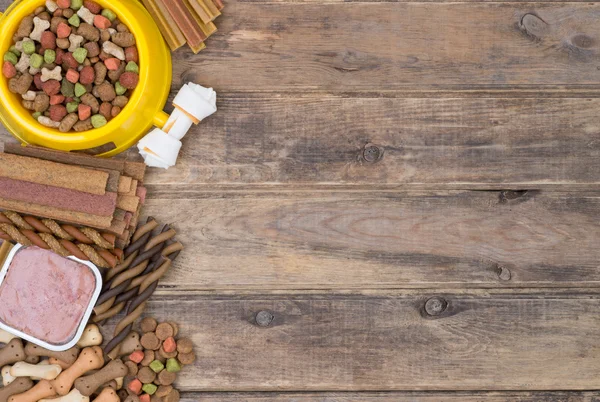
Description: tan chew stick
xmin=160 ymin=0 xmax=207 ymax=53
xmin=141 ymin=0 xmax=186 ymax=51
xmin=201 ymin=0 xmax=220 ymax=19
xmin=0 ymin=153 xmax=108 ymax=196
xmin=184 ymin=0 xmax=217 ymax=38
xmin=186 ymin=0 xmax=213 ymax=23
xmin=212 ymin=0 xmax=223 ymax=11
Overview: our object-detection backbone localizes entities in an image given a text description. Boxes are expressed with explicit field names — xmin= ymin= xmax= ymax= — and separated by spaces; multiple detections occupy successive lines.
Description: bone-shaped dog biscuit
xmin=8 ymin=379 xmax=56 ymax=402
xmin=24 ymin=344 xmax=79 ymax=365
xmin=0 ymin=329 xmax=17 ymax=344
xmin=2 ymin=365 xmax=16 ymax=386
xmin=30 ymin=360 xmax=50 ymax=381
xmin=107 ymin=332 xmax=142 ymax=360
xmin=51 ymin=347 xmax=104 ymax=396
xmin=0 ymin=378 xmax=33 ymax=402
xmin=91 ymin=387 xmax=119 ymax=402
xmin=10 ymin=361 xmax=62 ymax=380
xmin=49 ymin=357 xmax=72 ymax=370
xmin=74 ymin=360 xmax=128 ymax=396
xmin=39 ymin=389 xmax=89 ymax=402
xmin=77 ymin=325 xmax=103 ymax=348
xmin=0 ymin=339 xmax=26 ymax=367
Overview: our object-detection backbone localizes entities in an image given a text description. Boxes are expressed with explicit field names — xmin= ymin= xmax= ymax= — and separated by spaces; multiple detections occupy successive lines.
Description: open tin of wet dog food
xmin=0 ymin=244 xmax=102 ymax=351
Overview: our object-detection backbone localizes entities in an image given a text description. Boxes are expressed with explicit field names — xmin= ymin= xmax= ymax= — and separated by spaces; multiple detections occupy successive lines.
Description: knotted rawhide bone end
xmin=76 ymin=324 xmax=103 ymax=348
xmin=51 ymin=346 xmax=104 ymax=396
xmin=74 ymin=359 xmax=128 ymax=396
xmin=9 ymin=361 xmax=62 ymax=381
xmin=0 ymin=378 xmax=33 ymax=402
xmin=0 ymin=339 xmax=26 ymax=367
xmin=24 ymin=344 xmax=79 ymax=365
xmin=38 ymin=389 xmax=89 ymax=402
xmin=92 ymin=387 xmax=120 ymax=402
xmin=8 ymin=379 xmax=57 ymax=402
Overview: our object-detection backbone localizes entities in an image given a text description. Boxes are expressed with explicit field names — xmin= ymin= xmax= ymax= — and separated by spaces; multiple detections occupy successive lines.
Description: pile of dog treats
xmin=0 ymin=144 xmax=147 ymax=268
xmin=3 ymin=0 xmax=140 ymax=132
xmin=140 ymin=0 xmax=223 ymax=53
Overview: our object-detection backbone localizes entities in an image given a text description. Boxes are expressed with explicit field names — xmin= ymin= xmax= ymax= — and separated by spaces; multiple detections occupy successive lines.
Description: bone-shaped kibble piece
xmin=39 ymin=389 xmax=89 ymax=402
xmin=0 ymin=339 xmax=26 ymax=367
xmin=14 ymin=54 xmax=30 ymax=74
xmin=10 ymin=361 xmax=62 ymax=381
xmin=8 ymin=379 xmax=56 ymax=402
xmin=0 ymin=378 xmax=33 ymax=402
xmin=102 ymin=42 xmax=125 ymax=61
xmin=68 ymin=34 xmax=84 ymax=53
xmin=77 ymin=7 xmax=95 ymax=25
xmin=30 ymin=17 xmax=51 ymax=42
xmin=41 ymin=66 xmax=62 ymax=83
xmin=24 ymin=343 xmax=79 ymax=365
xmin=2 ymin=365 xmax=16 ymax=386
xmin=74 ymin=360 xmax=128 ymax=397
xmin=45 ymin=0 xmax=59 ymax=13
xmin=0 ymin=329 xmax=17 ymax=344
xmin=91 ymin=388 xmax=119 ymax=402
xmin=51 ymin=347 xmax=104 ymax=396
xmin=21 ymin=91 xmax=36 ymax=101
xmin=77 ymin=325 xmax=103 ymax=348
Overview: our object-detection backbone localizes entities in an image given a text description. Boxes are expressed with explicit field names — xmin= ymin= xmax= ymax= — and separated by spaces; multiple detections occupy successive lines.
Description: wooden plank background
xmin=2 ymin=0 xmax=600 ymax=399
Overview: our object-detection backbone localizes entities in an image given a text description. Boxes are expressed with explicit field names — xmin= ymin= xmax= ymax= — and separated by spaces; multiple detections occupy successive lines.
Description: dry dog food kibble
xmin=3 ymin=0 xmax=139 ymax=132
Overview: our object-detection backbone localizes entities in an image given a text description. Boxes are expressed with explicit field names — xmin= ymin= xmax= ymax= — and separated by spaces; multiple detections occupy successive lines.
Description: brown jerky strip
xmin=0 ymin=153 xmax=108 ymax=195
xmin=160 ymin=0 xmax=206 ymax=50
xmin=104 ymin=170 xmax=120 ymax=193
xmin=123 ymin=161 xmax=146 ymax=182
xmin=113 ymin=209 xmax=127 ymax=222
xmin=0 ymin=199 xmax=113 ymax=229
xmin=4 ymin=144 xmax=127 ymax=172
xmin=0 ymin=178 xmax=117 ymax=217
xmin=116 ymin=195 xmax=140 ymax=213
xmin=109 ymin=219 xmax=128 ymax=235
xmin=118 ymin=176 xmax=132 ymax=194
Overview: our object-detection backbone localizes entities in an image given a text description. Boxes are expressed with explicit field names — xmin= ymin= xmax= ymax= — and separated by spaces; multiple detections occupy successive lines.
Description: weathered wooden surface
xmin=140 ymin=292 xmax=600 ymax=391
xmin=2 ymin=0 xmax=600 ymax=398
xmin=144 ymin=190 xmax=600 ymax=289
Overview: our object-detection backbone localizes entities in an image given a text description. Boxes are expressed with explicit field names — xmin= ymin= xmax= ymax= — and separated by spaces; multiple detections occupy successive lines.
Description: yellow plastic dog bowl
xmin=0 ymin=0 xmax=172 ymax=157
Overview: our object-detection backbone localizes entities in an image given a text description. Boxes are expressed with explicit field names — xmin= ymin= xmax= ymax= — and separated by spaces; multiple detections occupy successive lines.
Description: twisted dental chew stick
xmin=0 ymin=153 xmax=108 ymax=196
xmin=160 ymin=0 xmax=207 ymax=53
xmin=141 ymin=0 xmax=186 ymax=51
xmin=183 ymin=0 xmax=217 ymax=38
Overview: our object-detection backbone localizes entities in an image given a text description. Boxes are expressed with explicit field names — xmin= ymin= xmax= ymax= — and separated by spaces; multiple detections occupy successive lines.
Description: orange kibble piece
xmin=56 ymin=22 xmax=72 ymax=39
xmin=139 ymin=394 xmax=150 ymax=402
xmin=66 ymin=68 xmax=79 ymax=83
xmin=128 ymin=378 xmax=143 ymax=395
xmin=94 ymin=15 xmax=112 ymax=29
xmin=104 ymin=58 xmax=121 ymax=71
xmin=50 ymin=94 xmax=65 ymax=105
xmin=129 ymin=350 xmax=145 ymax=364
xmin=162 ymin=337 xmax=177 ymax=354
xmin=78 ymin=104 xmax=92 ymax=121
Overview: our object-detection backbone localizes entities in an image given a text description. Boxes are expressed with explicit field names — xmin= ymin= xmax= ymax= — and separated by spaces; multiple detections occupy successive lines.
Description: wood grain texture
xmin=135 ymin=291 xmax=600 ymax=391
xmin=143 ymin=97 xmax=600 ymax=188
xmin=141 ymin=190 xmax=600 ymax=289
xmin=179 ymin=391 xmax=600 ymax=401
xmin=170 ymin=2 xmax=600 ymax=92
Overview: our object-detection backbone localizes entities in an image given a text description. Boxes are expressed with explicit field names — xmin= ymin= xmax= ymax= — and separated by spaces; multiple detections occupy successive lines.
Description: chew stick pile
xmin=0 ymin=144 xmax=147 ymax=250
xmin=141 ymin=0 xmax=223 ymax=53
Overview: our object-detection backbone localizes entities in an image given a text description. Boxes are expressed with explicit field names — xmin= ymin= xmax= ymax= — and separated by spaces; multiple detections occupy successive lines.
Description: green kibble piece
xmin=149 ymin=360 xmax=164 ymax=373
xmin=22 ymin=40 xmax=36 ymax=55
xmin=114 ymin=81 xmax=127 ymax=96
xmin=32 ymin=112 xmax=42 ymax=119
xmin=61 ymin=79 xmax=75 ymax=97
xmin=9 ymin=46 xmax=21 ymax=57
xmin=125 ymin=61 xmax=139 ymax=74
xmin=101 ymin=9 xmax=117 ymax=21
xmin=74 ymin=82 xmax=87 ymax=97
xmin=66 ymin=101 xmax=80 ymax=113
xmin=91 ymin=114 xmax=107 ymax=128
xmin=44 ymin=49 xmax=56 ymax=64
xmin=142 ymin=384 xmax=157 ymax=395
xmin=166 ymin=358 xmax=182 ymax=373
xmin=70 ymin=0 xmax=83 ymax=10
xmin=73 ymin=48 xmax=88 ymax=64
xmin=29 ymin=53 xmax=43 ymax=69
xmin=68 ymin=14 xmax=80 ymax=27
xmin=3 ymin=52 xmax=17 ymax=65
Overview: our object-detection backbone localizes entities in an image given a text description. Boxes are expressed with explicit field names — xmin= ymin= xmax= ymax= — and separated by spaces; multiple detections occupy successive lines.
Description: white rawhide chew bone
xmin=10 ymin=361 xmax=62 ymax=380
xmin=2 ymin=365 xmax=16 ymax=386
xmin=0 ymin=329 xmax=17 ymax=344
xmin=77 ymin=325 xmax=103 ymax=348
xmin=30 ymin=17 xmax=51 ymax=42
xmin=39 ymin=389 xmax=89 ymax=402
xmin=137 ymin=83 xmax=217 ymax=169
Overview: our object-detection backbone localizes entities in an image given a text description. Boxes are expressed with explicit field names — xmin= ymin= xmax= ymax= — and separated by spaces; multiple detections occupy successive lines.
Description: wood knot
xmin=255 ymin=311 xmax=274 ymax=327
xmin=572 ymin=34 xmax=595 ymax=49
xmin=519 ymin=13 xmax=548 ymax=40
xmin=361 ymin=143 xmax=384 ymax=163
xmin=424 ymin=297 xmax=448 ymax=316
xmin=496 ymin=264 xmax=512 ymax=281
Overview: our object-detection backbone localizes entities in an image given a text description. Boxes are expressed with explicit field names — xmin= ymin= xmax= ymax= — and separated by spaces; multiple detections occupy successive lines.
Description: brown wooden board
xmin=141 ymin=190 xmax=600 ymax=289
xmin=125 ymin=291 xmax=600 ymax=391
